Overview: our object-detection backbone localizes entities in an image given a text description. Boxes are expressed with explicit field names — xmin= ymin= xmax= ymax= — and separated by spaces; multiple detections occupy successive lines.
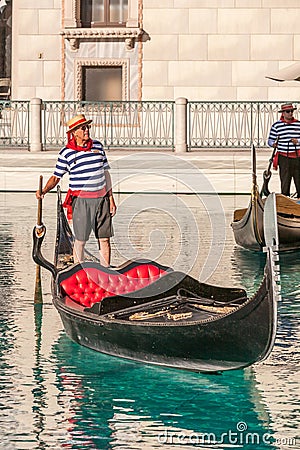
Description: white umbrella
xmin=266 ymin=62 xmax=300 ymax=82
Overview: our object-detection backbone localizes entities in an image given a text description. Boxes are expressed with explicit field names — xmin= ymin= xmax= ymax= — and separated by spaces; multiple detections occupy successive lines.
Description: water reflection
xmin=32 ymin=303 xmax=47 ymax=448
xmin=0 ymin=222 xmax=16 ymax=292
xmin=231 ymin=246 xmax=266 ymax=294
xmin=252 ymin=251 xmax=300 ymax=449
xmin=51 ymin=335 xmax=276 ymax=449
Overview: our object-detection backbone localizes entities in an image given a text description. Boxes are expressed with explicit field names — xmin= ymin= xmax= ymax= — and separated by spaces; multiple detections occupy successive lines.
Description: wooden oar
xmin=260 ymin=137 xmax=279 ymax=197
xmin=251 ymin=143 xmax=258 ymax=187
xmin=34 ymin=175 xmax=43 ymax=304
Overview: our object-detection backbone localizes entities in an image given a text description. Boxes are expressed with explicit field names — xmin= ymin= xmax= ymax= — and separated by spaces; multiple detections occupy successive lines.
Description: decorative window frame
xmin=63 ymin=0 xmax=142 ymax=51
xmin=75 ymin=58 xmax=129 ymax=100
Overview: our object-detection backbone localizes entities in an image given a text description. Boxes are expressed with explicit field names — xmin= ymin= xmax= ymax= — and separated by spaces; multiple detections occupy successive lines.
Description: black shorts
xmin=72 ymin=196 xmax=114 ymax=241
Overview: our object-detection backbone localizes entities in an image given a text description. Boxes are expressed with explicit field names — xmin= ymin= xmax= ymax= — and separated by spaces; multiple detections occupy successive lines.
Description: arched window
xmin=81 ymin=0 xmax=128 ymax=27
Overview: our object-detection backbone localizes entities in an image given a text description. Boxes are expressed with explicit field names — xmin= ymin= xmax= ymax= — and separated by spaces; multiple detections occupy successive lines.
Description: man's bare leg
xmin=98 ymin=238 xmax=111 ymax=267
xmin=73 ymin=239 xmax=86 ymax=263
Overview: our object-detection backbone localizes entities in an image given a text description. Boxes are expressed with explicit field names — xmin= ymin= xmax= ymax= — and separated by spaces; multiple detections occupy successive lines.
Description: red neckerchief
xmin=66 ymin=133 xmax=93 ymax=151
xmin=280 ymin=115 xmax=298 ymax=124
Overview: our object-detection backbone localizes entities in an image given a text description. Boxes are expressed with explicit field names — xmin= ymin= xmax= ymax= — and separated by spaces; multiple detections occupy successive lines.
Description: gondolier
xmin=35 ymin=114 xmax=117 ymax=266
xmin=268 ymin=103 xmax=300 ymax=198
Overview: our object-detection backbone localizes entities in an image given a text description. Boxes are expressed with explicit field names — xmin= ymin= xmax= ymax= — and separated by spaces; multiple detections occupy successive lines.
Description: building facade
xmin=6 ymin=0 xmax=300 ymax=102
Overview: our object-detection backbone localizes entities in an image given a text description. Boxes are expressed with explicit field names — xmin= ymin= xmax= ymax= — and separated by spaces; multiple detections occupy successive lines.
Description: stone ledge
xmin=61 ymin=27 xmax=144 ymax=50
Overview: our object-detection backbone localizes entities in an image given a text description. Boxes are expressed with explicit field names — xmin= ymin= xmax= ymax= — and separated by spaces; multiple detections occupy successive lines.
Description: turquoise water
xmin=0 ymin=193 xmax=299 ymax=449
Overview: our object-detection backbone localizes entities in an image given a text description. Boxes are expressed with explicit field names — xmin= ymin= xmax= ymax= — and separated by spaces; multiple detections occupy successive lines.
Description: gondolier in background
xmin=268 ymin=103 xmax=300 ymax=198
xmin=35 ymin=114 xmax=117 ymax=266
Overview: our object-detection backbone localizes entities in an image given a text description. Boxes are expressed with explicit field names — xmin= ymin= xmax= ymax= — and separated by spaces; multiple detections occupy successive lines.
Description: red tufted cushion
xmin=60 ymin=264 xmax=168 ymax=307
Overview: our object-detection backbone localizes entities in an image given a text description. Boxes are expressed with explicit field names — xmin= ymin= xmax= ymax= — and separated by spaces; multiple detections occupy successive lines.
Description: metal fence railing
xmin=0 ymin=99 xmax=296 ymax=150
xmin=188 ymin=101 xmax=294 ymax=149
xmin=42 ymin=101 xmax=175 ymax=149
xmin=0 ymin=100 xmax=29 ymax=147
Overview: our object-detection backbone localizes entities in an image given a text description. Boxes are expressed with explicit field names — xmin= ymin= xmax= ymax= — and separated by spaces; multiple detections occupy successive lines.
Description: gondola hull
xmin=232 ymin=192 xmax=300 ymax=252
xmin=53 ymin=266 xmax=276 ymax=372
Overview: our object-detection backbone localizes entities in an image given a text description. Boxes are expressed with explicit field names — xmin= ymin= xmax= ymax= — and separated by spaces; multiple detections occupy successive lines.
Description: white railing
xmin=42 ymin=100 xmax=174 ymax=149
xmin=188 ymin=101 xmax=289 ymax=149
xmin=0 ymin=98 xmax=296 ymax=151
xmin=0 ymin=100 xmax=29 ymax=146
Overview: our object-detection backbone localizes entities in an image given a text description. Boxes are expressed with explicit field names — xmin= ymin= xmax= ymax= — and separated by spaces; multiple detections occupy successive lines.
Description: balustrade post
xmin=30 ymin=98 xmax=43 ymax=152
xmin=175 ymin=97 xmax=188 ymax=153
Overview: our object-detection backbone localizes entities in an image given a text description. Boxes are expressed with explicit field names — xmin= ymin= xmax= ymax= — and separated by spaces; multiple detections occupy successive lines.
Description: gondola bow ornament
xmin=261 ymin=137 xmax=279 ymax=198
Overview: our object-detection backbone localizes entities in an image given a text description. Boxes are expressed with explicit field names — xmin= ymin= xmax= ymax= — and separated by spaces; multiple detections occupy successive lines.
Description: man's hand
xmin=35 ymin=175 xmax=60 ymax=199
xmin=35 ymin=190 xmax=45 ymax=200
xmin=109 ymin=196 xmax=117 ymax=217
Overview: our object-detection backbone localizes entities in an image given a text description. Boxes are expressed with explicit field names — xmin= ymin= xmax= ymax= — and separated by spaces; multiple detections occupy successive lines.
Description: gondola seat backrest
xmin=58 ymin=260 xmax=172 ymax=307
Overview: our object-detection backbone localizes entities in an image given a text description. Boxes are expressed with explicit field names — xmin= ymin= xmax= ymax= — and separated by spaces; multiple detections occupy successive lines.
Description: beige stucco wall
xmin=10 ymin=0 xmax=300 ymax=102
xmin=11 ymin=0 xmax=139 ymax=101
xmin=11 ymin=0 xmax=61 ymax=100
xmin=142 ymin=0 xmax=300 ymax=101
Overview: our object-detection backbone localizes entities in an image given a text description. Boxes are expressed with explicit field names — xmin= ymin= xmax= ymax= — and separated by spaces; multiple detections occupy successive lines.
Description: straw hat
xmin=278 ymin=103 xmax=297 ymax=113
xmin=66 ymin=114 xmax=92 ymax=133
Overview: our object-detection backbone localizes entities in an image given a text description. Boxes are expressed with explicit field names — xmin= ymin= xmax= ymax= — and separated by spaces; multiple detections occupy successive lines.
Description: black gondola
xmin=231 ymin=145 xmax=300 ymax=252
xmin=32 ymin=187 xmax=280 ymax=373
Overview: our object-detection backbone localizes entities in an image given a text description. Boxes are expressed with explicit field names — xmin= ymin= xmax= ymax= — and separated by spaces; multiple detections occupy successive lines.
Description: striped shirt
xmin=268 ymin=120 xmax=300 ymax=157
xmin=53 ymin=140 xmax=110 ymax=191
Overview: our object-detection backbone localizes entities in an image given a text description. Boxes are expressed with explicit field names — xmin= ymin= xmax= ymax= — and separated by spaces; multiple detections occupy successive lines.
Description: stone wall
xmin=142 ymin=0 xmax=300 ymax=101
xmin=10 ymin=0 xmax=300 ymax=102
xmin=11 ymin=0 xmax=61 ymax=100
